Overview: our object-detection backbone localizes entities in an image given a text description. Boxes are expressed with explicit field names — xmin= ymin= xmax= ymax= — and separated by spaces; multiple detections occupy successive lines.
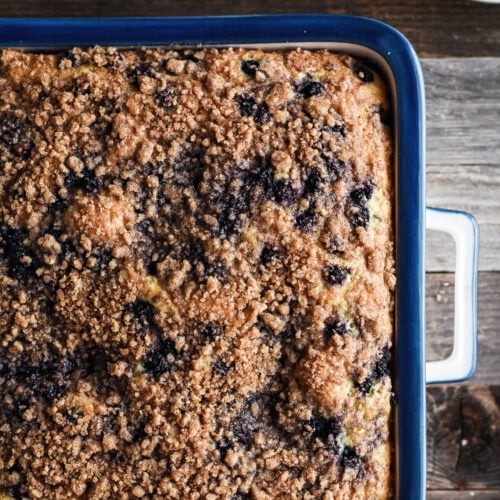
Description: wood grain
xmin=423 ymin=59 xmax=500 ymax=273
xmin=0 ymin=1 xmax=497 ymax=496
xmin=427 ymin=491 xmax=500 ymax=499
xmin=0 ymin=0 xmax=498 ymax=57
xmin=426 ymin=384 xmax=500 ymax=491
xmin=426 ymin=273 xmax=500 ymax=385
xmin=349 ymin=0 xmax=500 ymax=58
xmin=422 ymin=59 xmax=500 ymax=167
xmin=426 ymin=164 xmax=500 ymax=273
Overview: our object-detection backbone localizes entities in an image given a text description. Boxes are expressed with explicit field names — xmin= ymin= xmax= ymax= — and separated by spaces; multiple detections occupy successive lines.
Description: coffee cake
xmin=0 ymin=46 xmax=395 ymax=499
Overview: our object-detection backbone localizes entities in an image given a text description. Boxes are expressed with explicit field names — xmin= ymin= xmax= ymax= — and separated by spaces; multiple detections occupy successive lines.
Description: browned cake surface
xmin=0 ymin=46 xmax=394 ymax=499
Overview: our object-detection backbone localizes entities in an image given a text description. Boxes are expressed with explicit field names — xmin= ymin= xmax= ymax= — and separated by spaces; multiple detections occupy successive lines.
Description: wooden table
xmin=1 ymin=0 xmax=499 ymax=497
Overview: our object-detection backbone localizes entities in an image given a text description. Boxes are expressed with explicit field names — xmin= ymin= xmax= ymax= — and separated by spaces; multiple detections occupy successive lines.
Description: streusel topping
xmin=0 ymin=46 xmax=394 ymax=499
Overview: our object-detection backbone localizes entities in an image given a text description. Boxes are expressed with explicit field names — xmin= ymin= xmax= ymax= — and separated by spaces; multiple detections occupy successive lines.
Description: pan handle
xmin=425 ymin=207 xmax=479 ymax=384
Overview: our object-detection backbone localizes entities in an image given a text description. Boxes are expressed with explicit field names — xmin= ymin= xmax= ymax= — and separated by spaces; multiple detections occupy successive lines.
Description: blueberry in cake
xmin=0 ymin=46 xmax=395 ymax=499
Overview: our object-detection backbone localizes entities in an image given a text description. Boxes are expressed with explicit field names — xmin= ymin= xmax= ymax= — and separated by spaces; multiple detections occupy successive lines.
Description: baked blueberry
xmin=230 ymin=395 xmax=265 ymax=449
xmin=232 ymin=416 xmax=254 ymax=447
xmin=237 ymin=95 xmax=258 ymax=117
xmin=168 ymin=148 xmax=206 ymax=196
xmin=127 ymin=62 xmax=156 ymax=90
xmin=0 ymin=349 xmax=82 ymax=406
xmin=186 ymin=239 xmax=205 ymax=265
xmin=48 ymin=196 xmax=70 ymax=217
xmin=128 ymin=421 xmax=147 ymax=443
xmin=324 ymin=317 xmax=348 ymax=340
xmin=213 ymin=358 xmax=231 ymax=376
xmin=323 ymin=152 xmax=346 ymax=179
xmin=143 ymin=338 xmax=179 ymax=376
xmin=205 ymin=258 xmax=228 ymax=281
xmin=216 ymin=436 xmax=232 ymax=460
xmin=0 ymin=113 xmax=34 ymax=159
xmin=373 ymin=346 xmax=391 ymax=379
xmin=0 ymin=225 xmax=39 ymax=283
xmin=349 ymin=205 xmax=370 ymax=229
xmin=323 ymin=264 xmax=349 ymax=286
xmin=254 ymin=102 xmax=271 ymax=125
xmin=216 ymin=193 xmax=249 ymax=237
xmin=350 ymin=183 xmax=374 ymax=205
xmin=329 ymin=122 xmax=347 ymax=137
xmin=353 ymin=63 xmax=374 ymax=83
xmin=296 ymin=80 xmax=325 ymax=98
xmin=296 ymin=203 xmax=318 ymax=232
xmin=356 ymin=346 xmax=391 ymax=395
xmin=340 ymin=446 xmax=361 ymax=468
xmin=200 ymin=322 xmax=222 ymax=343
xmin=374 ymin=104 xmax=392 ymax=126
xmin=273 ymin=180 xmax=296 ymax=204
xmin=242 ymin=156 xmax=272 ymax=201
xmin=356 ymin=377 xmax=374 ymax=395
xmin=85 ymin=347 xmax=112 ymax=375
xmin=260 ymin=245 xmax=280 ymax=265
xmin=64 ymin=165 xmax=102 ymax=195
xmin=244 ymin=156 xmax=298 ymax=205
xmin=241 ymin=59 xmax=260 ymax=77
xmin=134 ymin=218 xmax=155 ymax=238
xmin=236 ymin=95 xmax=270 ymax=124
xmin=58 ymin=50 xmax=79 ymax=67
xmin=348 ymin=182 xmax=374 ymax=230
xmin=303 ymin=169 xmax=323 ymax=196
xmin=308 ymin=415 xmax=341 ymax=451
xmin=124 ymin=299 xmax=156 ymax=329
xmin=156 ymin=85 xmax=176 ymax=110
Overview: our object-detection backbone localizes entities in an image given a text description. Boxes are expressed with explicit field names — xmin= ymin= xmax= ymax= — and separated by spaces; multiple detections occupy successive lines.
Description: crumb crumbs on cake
xmin=0 ymin=46 xmax=394 ymax=499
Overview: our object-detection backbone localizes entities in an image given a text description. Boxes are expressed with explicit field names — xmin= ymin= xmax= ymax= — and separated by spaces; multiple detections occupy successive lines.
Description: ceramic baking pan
xmin=0 ymin=15 xmax=479 ymax=499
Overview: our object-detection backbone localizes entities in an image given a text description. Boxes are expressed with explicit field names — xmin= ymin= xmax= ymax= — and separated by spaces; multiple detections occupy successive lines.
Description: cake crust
xmin=0 ymin=46 xmax=394 ymax=499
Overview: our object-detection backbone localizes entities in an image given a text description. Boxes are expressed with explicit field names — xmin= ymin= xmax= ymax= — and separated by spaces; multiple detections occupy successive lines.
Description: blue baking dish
xmin=0 ymin=15 xmax=478 ymax=499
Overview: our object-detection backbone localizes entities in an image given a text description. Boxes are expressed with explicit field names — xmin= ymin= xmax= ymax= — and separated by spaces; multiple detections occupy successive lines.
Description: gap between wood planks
xmin=425 ymin=275 xmax=500 ymax=492
xmin=0 ymin=0 xmax=499 ymax=57
xmin=422 ymin=58 xmax=499 ymax=273
xmin=427 ymin=492 xmax=500 ymax=499
xmin=422 ymin=59 xmax=500 ymax=167
xmin=426 ymin=164 xmax=500 ymax=273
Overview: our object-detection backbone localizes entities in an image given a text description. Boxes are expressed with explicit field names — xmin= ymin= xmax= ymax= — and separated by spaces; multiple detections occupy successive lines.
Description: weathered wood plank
xmin=426 ymin=384 xmax=500 ymax=490
xmin=426 ymin=273 xmax=500 ymax=385
xmin=422 ymin=59 xmax=500 ymax=166
xmin=422 ymin=63 xmax=494 ymax=272
xmin=350 ymin=0 xmax=500 ymax=58
xmin=426 ymin=164 xmax=500 ymax=272
xmin=427 ymin=491 xmax=500 ymax=499
xmin=0 ymin=0 xmax=499 ymax=57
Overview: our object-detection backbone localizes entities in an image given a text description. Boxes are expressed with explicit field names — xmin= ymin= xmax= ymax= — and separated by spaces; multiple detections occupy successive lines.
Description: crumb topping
xmin=0 ymin=46 xmax=394 ymax=499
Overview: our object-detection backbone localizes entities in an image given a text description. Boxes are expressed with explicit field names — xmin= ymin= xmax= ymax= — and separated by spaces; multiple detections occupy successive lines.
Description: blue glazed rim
xmin=0 ymin=15 xmax=426 ymax=499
